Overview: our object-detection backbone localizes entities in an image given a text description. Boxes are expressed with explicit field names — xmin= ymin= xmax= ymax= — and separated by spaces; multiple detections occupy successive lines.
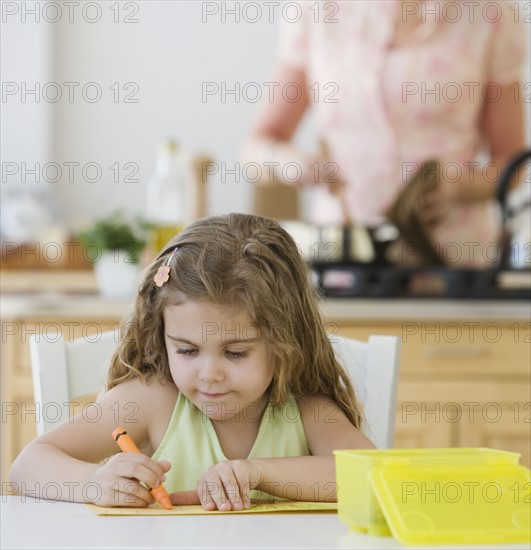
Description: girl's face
xmin=163 ymin=300 xmax=274 ymax=423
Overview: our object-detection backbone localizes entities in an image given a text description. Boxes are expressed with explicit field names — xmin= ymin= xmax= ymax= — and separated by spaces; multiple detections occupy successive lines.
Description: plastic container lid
xmin=369 ymin=463 xmax=531 ymax=545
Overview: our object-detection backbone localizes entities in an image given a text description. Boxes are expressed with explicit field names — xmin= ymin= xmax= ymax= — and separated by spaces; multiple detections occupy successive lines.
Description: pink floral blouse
xmin=278 ymin=0 xmax=527 ymax=266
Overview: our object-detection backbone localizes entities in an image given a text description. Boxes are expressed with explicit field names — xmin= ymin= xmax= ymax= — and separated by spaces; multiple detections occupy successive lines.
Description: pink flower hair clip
xmin=154 ymin=248 xmax=178 ymax=287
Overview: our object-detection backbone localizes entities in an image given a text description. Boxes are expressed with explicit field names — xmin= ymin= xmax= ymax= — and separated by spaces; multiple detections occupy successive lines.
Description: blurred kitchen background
xmin=2 ymin=1 xmax=531 ymax=263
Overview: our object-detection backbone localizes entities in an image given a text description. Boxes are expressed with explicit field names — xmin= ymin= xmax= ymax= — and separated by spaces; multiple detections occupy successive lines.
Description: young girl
xmin=10 ymin=213 xmax=374 ymax=510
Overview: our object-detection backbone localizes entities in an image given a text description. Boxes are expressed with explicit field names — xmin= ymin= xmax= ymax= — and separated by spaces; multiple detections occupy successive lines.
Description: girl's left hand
xmin=169 ymin=459 xmax=263 ymax=511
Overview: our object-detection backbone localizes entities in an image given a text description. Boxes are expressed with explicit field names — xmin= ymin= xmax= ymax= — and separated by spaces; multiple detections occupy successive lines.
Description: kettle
xmin=496 ymin=149 xmax=531 ymax=269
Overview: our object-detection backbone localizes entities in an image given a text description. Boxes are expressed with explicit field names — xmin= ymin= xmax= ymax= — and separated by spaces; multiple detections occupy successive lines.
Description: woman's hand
xmin=419 ymin=177 xmax=464 ymax=227
xmin=170 ymin=459 xmax=263 ymax=511
xmin=419 ymin=165 xmax=499 ymax=228
xmin=309 ymin=154 xmax=346 ymax=194
xmin=88 ymin=453 xmax=171 ymax=507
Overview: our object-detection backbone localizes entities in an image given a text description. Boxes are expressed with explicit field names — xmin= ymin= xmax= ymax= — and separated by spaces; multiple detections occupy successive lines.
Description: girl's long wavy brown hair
xmin=107 ymin=213 xmax=364 ymax=429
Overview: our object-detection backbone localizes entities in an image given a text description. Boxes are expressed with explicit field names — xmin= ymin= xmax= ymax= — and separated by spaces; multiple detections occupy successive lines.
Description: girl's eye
xmin=226 ymin=350 xmax=247 ymax=359
xmin=176 ymin=348 xmax=197 ymax=356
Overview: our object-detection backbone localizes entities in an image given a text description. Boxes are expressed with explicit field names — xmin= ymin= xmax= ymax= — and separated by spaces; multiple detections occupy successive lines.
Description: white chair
xmin=331 ymin=335 xmax=401 ymax=449
xmin=30 ymin=331 xmax=118 ymax=436
xmin=30 ymin=332 xmax=400 ymax=447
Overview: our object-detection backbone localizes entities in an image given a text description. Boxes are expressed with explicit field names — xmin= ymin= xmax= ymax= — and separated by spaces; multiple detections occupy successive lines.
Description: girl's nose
xmin=198 ymin=358 xmax=224 ymax=383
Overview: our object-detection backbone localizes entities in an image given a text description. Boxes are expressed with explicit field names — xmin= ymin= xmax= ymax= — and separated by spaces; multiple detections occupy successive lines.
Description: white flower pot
xmin=93 ymin=250 xmax=141 ymax=299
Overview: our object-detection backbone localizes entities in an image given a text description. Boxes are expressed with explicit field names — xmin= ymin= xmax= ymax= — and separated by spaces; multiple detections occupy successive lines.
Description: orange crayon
xmin=112 ymin=426 xmax=173 ymax=510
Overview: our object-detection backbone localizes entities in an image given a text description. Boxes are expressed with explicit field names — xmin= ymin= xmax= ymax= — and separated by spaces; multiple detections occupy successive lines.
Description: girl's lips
xmin=200 ymin=392 xmax=229 ymax=398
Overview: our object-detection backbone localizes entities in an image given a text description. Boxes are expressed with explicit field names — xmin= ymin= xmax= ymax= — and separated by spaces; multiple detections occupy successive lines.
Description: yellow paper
xmin=86 ymin=500 xmax=337 ymax=516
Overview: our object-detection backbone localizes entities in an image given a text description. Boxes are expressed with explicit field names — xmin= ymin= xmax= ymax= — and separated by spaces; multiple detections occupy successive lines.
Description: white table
xmin=1 ymin=497 xmax=529 ymax=549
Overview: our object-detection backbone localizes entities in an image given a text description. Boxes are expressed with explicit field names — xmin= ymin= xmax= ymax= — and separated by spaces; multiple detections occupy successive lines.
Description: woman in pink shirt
xmin=244 ymin=0 xmax=527 ymax=267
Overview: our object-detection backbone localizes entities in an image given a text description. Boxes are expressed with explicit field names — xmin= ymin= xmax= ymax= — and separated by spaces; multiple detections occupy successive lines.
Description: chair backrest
xmin=30 ymin=332 xmax=119 ymax=435
xmin=30 ymin=332 xmax=400 ymax=447
xmin=331 ymin=335 xmax=401 ymax=449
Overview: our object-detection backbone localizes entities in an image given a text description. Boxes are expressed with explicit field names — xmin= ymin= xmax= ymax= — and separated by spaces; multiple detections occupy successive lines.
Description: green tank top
xmin=152 ymin=392 xmax=310 ymax=496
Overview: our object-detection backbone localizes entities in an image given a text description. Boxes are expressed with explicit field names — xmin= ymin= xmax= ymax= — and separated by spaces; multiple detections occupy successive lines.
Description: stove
xmin=310 ymin=262 xmax=531 ymax=300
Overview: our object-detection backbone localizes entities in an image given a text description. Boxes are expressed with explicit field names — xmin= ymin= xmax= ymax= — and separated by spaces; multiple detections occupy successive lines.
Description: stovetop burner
xmin=310 ymin=262 xmax=531 ymax=299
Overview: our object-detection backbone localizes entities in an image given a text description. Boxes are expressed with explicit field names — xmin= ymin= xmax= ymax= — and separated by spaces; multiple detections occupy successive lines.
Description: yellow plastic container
xmin=333 ymin=448 xmax=529 ymax=545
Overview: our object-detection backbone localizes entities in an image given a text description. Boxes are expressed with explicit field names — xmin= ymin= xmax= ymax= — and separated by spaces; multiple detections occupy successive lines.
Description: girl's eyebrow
xmin=166 ymin=335 xmax=258 ymax=346
xmin=166 ymin=335 xmax=197 ymax=346
xmin=222 ymin=337 xmax=258 ymax=345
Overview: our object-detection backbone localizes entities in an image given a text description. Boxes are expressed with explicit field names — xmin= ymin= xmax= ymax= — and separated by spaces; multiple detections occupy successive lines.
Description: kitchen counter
xmin=1 ymin=269 xmax=529 ymax=321
xmin=1 ymin=293 xmax=529 ymax=321
xmin=319 ymin=298 xmax=530 ymax=322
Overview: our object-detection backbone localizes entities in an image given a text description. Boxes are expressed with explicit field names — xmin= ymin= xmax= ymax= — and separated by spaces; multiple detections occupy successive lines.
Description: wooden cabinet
xmin=337 ymin=321 xmax=531 ymax=467
xmin=1 ymin=317 xmax=121 ymax=486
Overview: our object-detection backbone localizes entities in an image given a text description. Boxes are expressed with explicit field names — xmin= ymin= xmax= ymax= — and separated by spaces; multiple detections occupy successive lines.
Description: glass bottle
xmin=145 ymin=138 xmax=193 ymax=253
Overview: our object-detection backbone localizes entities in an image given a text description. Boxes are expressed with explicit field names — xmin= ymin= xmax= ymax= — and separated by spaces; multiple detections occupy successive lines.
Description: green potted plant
xmin=76 ymin=211 xmax=147 ymax=299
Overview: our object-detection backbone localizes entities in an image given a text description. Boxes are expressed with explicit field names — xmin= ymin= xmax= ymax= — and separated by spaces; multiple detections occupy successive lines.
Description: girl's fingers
xmin=203 ymin=469 xmax=250 ymax=510
xmin=155 ymin=460 xmax=172 ymax=473
xmin=199 ymin=480 xmax=218 ymax=511
xmin=113 ymin=453 xmax=167 ymax=486
xmin=198 ymin=475 xmax=233 ymax=511
xmin=91 ymin=478 xmax=155 ymax=507
xmin=108 ymin=480 xmax=154 ymax=507
xmin=194 ymin=461 xmax=257 ymax=511
xmin=231 ymin=462 xmax=252 ymax=509
xmin=219 ymin=474 xmax=244 ymax=511
xmin=118 ymin=459 xmax=166 ymax=490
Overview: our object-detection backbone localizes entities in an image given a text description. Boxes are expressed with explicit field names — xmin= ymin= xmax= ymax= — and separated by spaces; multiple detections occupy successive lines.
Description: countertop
xmin=1 ymin=270 xmax=529 ymax=321
xmin=1 ymin=293 xmax=529 ymax=323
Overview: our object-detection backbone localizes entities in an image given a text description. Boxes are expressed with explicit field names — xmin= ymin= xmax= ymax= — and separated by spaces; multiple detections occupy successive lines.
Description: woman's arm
xmin=422 ymin=82 xmax=526 ymax=226
xmin=465 ymin=81 xmax=525 ymax=200
xmin=242 ymin=61 xmax=323 ymax=187
xmin=248 ymin=61 xmax=309 ymax=142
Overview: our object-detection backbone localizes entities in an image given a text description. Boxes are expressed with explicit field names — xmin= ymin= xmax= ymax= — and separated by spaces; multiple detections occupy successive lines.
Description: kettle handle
xmin=496 ymin=149 xmax=531 ymax=215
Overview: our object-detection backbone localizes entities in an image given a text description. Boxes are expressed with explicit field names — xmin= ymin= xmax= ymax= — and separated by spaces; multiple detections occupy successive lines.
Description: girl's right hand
xmin=87 ymin=453 xmax=171 ymax=507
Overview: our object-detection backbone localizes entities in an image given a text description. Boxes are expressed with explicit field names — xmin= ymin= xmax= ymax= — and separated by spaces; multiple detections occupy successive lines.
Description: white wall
xmin=50 ymin=1 xmax=290 ymax=228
